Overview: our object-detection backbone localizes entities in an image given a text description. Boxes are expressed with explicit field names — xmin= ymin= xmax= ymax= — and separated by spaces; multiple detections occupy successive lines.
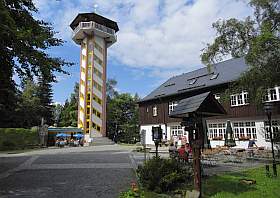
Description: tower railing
xmin=72 ymin=21 xmax=116 ymax=38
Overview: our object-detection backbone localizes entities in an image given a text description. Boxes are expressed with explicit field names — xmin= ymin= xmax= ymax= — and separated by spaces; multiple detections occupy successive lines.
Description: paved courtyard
xmin=0 ymin=145 xmax=137 ymax=198
xmin=130 ymin=148 xmax=268 ymax=176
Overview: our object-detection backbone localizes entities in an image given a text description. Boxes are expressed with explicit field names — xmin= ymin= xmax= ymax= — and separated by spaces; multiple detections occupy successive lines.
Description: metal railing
xmin=73 ymin=21 xmax=115 ymax=37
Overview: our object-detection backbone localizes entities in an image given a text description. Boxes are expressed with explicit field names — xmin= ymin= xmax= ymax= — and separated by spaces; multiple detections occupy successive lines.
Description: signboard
xmin=140 ymin=129 xmax=146 ymax=145
xmin=152 ymin=126 xmax=162 ymax=141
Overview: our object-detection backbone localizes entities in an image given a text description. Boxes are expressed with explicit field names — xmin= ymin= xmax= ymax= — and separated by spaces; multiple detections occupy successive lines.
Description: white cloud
xmin=34 ymin=0 xmax=253 ymax=79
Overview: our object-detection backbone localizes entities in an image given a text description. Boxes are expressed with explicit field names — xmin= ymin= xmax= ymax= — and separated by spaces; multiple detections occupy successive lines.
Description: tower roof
xmin=70 ymin=12 xmax=119 ymax=32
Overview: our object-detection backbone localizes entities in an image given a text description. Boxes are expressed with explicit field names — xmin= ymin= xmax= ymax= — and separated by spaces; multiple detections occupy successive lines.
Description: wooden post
xmin=155 ymin=141 xmax=159 ymax=158
xmin=187 ymin=117 xmax=203 ymax=197
xmin=192 ymin=139 xmax=202 ymax=196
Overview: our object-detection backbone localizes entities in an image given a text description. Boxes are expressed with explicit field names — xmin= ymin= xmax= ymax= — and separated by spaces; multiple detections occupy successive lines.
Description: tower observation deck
xmin=70 ymin=13 xmax=119 ymax=141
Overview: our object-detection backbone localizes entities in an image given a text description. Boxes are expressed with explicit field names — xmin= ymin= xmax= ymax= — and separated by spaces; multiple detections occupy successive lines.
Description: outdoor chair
xmin=201 ymin=154 xmax=218 ymax=167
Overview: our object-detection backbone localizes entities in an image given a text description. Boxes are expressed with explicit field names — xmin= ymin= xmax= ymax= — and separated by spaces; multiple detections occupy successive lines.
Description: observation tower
xmin=70 ymin=13 xmax=119 ymax=142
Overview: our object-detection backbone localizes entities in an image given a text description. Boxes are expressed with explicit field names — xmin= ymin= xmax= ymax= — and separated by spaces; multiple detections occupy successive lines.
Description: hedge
xmin=0 ymin=128 xmax=39 ymax=151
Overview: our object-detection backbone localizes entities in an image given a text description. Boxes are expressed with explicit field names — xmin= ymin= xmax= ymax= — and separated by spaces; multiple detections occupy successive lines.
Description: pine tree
xmin=0 ymin=0 xmax=73 ymax=127
xmin=37 ymin=74 xmax=54 ymax=125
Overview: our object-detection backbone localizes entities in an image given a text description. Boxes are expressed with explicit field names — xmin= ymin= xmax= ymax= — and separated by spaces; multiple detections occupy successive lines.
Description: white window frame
xmin=230 ymin=91 xmax=249 ymax=107
xmin=231 ymin=95 xmax=237 ymax=106
xmin=170 ymin=125 xmax=183 ymax=136
xmin=214 ymin=93 xmax=220 ymax=102
xmin=208 ymin=122 xmax=226 ymax=140
xmin=233 ymin=121 xmax=257 ymax=140
xmin=264 ymin=120 xmax=280 ymax=140
xmin=168 ymin=101 xmax=178 ymax=114
xmin=152 ymin=106 xmax=157 ymax=117
xmin=265 ymin=86 xmax=280 ymax=102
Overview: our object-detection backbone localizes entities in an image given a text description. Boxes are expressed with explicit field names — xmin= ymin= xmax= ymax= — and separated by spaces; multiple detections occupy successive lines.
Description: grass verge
xmin=202 ymin=165 xmax=280 ymax=198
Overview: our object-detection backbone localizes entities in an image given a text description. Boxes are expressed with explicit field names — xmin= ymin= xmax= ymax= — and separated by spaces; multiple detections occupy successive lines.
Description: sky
xmin=32 ymin=0 xmax=253 ymax=104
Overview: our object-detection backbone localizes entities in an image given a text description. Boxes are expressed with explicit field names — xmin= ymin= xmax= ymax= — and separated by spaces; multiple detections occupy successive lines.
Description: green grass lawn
xmin=202 ymin=165 xmax=280 ymax=198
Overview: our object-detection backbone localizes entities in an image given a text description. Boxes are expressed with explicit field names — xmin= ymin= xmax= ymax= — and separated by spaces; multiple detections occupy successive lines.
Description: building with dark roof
xmin=138 ymin=58 xmax=280 ymax=148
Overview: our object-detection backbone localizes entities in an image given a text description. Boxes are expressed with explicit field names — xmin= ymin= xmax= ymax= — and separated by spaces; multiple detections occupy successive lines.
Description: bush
xmin=0 ymin=128 xmax=39 ymax=151
xmin=119 ymin=189 xmax=144 ymax=198
xmin=2 ymin=140 xmax=16 ymax=150
xmin=137 ymin=157 xmax=193 ymax=193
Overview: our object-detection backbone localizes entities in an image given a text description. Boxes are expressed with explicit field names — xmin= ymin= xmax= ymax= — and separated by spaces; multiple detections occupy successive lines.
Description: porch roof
xmin=169 ymin=92 xmax=226 ymax=118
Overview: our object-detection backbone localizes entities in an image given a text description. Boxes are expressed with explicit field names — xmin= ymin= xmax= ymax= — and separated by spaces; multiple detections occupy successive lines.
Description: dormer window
xmin=210 ymin=73 xmax=219 ymax=80
xmin=189 ymin=78 xmax=197 ymax=85
xmin=230 ymin=91 xmax=249 ymax=107
xmin=164 ymin=83 xmax=175 ymax=87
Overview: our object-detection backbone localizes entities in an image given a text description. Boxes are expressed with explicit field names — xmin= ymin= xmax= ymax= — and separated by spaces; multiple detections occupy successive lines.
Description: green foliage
xmin=36 ymin=74 xmax=54 ymax=125
xmin=12 ymin=78 xmax=54 ymax=128
xmin=106 ymin=79 xmax=140 ymax=143
xmin=119 ymin=189 xmax=145 ymax=198
xmin=0 ymin=0 xmax=73 ymax=127
xmin=201 ymin=0 xmax=280 ymax=105
xmin=53 ymin=103 xmax=63 ymax=126
xmin=59 ymin=82 xmax=79 ymax=127
xmin=0 ymin=128 xmax=39 ymax=150
xmin=137 ymin=157 xmax=193 ymax=193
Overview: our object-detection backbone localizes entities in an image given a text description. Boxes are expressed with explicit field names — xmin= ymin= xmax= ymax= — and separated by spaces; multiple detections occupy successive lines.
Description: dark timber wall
xmin=139 ymin=84 xmax=280 ymax=125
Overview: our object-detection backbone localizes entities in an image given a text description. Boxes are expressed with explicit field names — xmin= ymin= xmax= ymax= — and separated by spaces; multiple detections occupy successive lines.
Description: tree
xmin=201 ymin=0 xmax=280 ymax=104
xmin=17 ymin=80 xmax=41 ymax=127
xmin=106 ymin=79 xmax=140 ymax=143
xmin=0 ymin=0 xmax=73 ymax=127
xmin=59 ymin=83 xmax=79 ymax=127
xmin=37 ymin=73 xmax=54 ymax=125
xmin=106 ymin=78 xmax=118 ymax=101
xmin=53 ymin=103 xmax=63 ymax=126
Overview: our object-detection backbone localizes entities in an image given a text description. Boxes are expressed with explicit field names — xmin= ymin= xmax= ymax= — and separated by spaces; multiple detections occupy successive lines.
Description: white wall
xmin=140 ymin=124 xmax=166 ymax=145
xmin=206 ymin=118 xmax=274 ymax=149
xmin=140 ymin=116 xmax=280 ymax=149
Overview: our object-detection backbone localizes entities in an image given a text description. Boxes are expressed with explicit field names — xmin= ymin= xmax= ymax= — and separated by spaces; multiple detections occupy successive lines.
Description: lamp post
xmin=264 ymin=102 xmax=277 ymax=177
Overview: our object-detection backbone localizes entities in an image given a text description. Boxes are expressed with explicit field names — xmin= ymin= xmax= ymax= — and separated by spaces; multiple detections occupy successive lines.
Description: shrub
xmin=0 ymin=128 xmax=39 ymax=150
xmin=119 ymin=181 xmax=144 ymax=198
xmin=1 ymin=140 xmax=16 ymax=150
xmin=119 ymin=189 xmax=144 ymax=198
xmin=137 ymin=157 xmax=193 ymax=193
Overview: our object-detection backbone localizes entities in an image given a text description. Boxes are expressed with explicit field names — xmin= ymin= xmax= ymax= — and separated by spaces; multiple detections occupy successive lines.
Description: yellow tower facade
xmin=70 ymin=13 xmax=119 ymax=142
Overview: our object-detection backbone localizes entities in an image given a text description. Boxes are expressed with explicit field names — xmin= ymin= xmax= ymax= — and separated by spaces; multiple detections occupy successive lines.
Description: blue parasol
xmin=73 ymin=133 xmax=84 ymax=138
xmin=56 ymin=133 xmax=69 ymax=138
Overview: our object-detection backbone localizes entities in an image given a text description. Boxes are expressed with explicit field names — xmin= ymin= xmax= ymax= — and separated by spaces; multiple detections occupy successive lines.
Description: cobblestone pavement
xmin=130 ymin=151 xmax=267 ymax=176
xmin=0 ymin=145 xmax=137 ymax=198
